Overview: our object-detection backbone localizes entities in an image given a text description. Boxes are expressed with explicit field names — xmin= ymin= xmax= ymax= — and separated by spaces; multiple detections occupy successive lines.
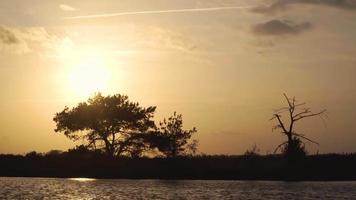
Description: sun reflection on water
xmin=68 ymin=178 xmax=96 ymax=182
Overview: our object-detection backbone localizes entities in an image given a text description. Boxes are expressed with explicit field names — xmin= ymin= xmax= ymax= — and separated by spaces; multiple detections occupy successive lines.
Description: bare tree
xmin=271 ymin=94 xmax=326 ymax=157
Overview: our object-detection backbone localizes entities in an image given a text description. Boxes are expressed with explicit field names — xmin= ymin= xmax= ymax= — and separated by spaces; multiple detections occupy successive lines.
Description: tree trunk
xmin=104 ymin=139 xmax=114 ymax=157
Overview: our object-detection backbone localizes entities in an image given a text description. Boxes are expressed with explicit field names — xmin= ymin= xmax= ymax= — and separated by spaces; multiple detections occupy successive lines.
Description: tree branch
xmin=294 ymin=109 xmax=327 ymax=122
xmin=274 ymin=141 xmax=288 ymax=153
xmin=292 ymin=108 xmax=311 ymax=118
xmin=283 ymin=93 xmax=293 ymax=108
xmin=273 ymin=114 xmax=288 ymax=134
xmin=292 ymin=132 xmax=319 ymax=145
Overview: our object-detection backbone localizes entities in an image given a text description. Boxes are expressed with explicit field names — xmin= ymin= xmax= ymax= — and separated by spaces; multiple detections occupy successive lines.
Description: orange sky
xmin=0 ymin=0 xmax=356 ymax=154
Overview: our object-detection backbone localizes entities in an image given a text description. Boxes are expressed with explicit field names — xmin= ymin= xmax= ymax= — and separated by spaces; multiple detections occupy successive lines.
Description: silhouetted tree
xmin=67 ymin=145 xmax=92 ymax=154
xmin=25 ymin=151 xmax=42 ymax=159
xmin=244 ymin=144 xmax=260 ymax=157
xmin=148 ymin=112 xmax=198 ymax=158
xmin=46 ymin=150 xmax=63 ymax=157
xmin=121 ymin=133 xmax=151 ymax=158
xmin=271 ymin=94 xmax=326 ymax=159
xmin=281 ymin=137 xmax=306 ymax=159
xmin=53 ymin=93 xmax=156 ymax=157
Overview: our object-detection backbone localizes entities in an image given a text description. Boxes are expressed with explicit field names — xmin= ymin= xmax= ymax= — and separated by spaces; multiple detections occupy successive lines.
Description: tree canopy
xmin=53 ymin=93 xmax=156 ymax=157
xmin=147 ymin=112 xmax=198 ymax=158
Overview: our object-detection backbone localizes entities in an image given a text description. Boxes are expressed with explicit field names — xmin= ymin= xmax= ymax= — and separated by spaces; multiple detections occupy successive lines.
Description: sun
xmin=68 ymin=55 xmax=109 ymax=98
xmin=55 ymin=39 xmax=119 ymax=100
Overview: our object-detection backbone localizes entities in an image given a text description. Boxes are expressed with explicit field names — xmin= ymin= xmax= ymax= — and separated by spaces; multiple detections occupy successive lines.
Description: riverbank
xmin=1 ymin=153 xmax=355 ymax=181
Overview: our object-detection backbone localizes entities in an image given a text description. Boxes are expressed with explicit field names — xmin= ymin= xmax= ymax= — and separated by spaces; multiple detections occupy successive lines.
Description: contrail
xmin=63 ymin=6 xmax=253 ymax=19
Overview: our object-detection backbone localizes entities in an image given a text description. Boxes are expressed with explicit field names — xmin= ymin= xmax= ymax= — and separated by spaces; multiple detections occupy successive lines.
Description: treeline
xmin=51 ymin=93 xmax=328 ymax=160
xmin=1 ymin=149 xmax=356 ymax=180
xmin=2 ymin=93 xmax=355 ymax=180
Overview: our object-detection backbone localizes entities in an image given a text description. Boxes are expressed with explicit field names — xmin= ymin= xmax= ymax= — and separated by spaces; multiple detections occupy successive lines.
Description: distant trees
xmin=147 ymin=112 xmax=198 ymax=158
xmin=25 ymin=151 xmax=42 ymax=159
xmin=53 ymin=93 xmax=156 ymax=157
xmin=271 ymin=94 xmax=326 ymax=159
xmin=244 ymin=144 xmax=260 ymax=157
xmin=53 ymin=93 xmax=198 ymax=158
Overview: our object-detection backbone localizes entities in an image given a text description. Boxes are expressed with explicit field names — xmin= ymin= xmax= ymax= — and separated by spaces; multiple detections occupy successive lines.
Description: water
xmin=0 ymin=177 xmax=355 ymax=199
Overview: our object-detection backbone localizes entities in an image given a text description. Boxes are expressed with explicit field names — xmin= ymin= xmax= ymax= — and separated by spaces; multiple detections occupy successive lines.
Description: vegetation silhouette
xmin=244 ymin=144 xmax=260 ymax=157
xmin=54 ymin=93 xmax=157 ymax=157
xmin=146 ymin=112 xmax=198 ymax=158
xmin=53 ymin=93 xmax=197 ymax=158
xmin=1 ymin=149 xmax=356 ymax=180
xmin=271 ymin=94 xmax=326 ymax=160
xmin=2 ymin=93 xmax=356 ymax=181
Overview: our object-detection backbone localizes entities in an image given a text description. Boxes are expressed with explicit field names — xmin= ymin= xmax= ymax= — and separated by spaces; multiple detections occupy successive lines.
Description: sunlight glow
xmin=55 ymin=38 xmax=115 ymax=100
xmin=68 ymin=178 xmax=96 ymax=182
xmin=68 ymin=55 xmax=109 ymax=98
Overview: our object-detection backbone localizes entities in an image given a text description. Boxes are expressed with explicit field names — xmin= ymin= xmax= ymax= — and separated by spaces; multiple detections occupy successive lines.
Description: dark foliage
xmin=53 ymin=93 xmax=156 ymax=157
xmin=146 ymin=112 xmax=198 ymax=158
xmin=282 ymin=137 xmax=306 ymax=161
xmin=1 ymin=150 xmax=356 ymax=181
xmin=53 ymin=94 xmax=199 ymax=158
xmin=244 ymin=144 xmax=260 ymax=157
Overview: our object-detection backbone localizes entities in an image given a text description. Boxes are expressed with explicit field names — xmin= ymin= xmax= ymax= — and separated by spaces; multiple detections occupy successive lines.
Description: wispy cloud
xmin=63 ymin=6 xmax=253 ymax=19
xmin=0 ymin=26 xmax=30 ymax=53
xmin=0 ymin=25 xmax=59 ymax=54
xmin=0 ymin=26 xmax=20 ymax=45
xmin=60 ymin=4 xmax=77 ymax=11
xmin=136 ymin=26 xmax=197 ymax=52
xmin=252 ymin=19 xmax=312 ymax=36
xmin=251 ymin=0 xmax=356 ymax=14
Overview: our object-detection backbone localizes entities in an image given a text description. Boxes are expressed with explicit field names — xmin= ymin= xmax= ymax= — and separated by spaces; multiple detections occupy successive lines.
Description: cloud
xmin=135 ymin=26 xmax=197 ymax=52
xmin=0 ymin=26 xmax=20 ymax=45
xmin=251 ymin=0 xmax=356 ymax=14
xmin=59 ymin=4 xmax=77 ymax=11
xmin=0 ymin=26 xmax=30 ymax=53
xmin=63 ymin=6 xmax=252 ymax=19
xmin=20 ymin=27 xmax=52 ymax=42
xmin=252 ymin=19 xmax=312 ymax=36
xmin=0 ymin=25 xmax=58 ymax=54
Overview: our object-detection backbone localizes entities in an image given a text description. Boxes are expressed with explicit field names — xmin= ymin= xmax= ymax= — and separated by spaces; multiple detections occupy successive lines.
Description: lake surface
xmin=0 ymin=177 xmax=355 ymax=199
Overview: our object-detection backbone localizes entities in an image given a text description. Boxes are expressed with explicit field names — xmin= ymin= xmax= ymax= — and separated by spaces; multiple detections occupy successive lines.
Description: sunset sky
xmin=1 ymin=0 xmax=356 ymax=155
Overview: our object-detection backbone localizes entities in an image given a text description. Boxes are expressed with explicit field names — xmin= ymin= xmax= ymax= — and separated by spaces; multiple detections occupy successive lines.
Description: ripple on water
xmin=0 ymin=177 xmax=356 ymax=200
